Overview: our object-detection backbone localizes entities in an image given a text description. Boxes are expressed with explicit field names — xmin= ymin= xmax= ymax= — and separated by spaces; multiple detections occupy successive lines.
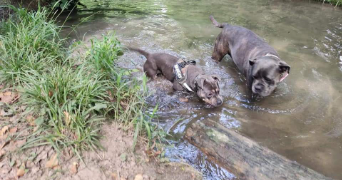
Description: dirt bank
xmin=0 ymin=89 xmax=202 ymax=180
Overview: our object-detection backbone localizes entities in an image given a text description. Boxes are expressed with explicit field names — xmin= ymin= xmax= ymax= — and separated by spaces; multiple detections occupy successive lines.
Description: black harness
xmin=173 ymin=59 xmax=196 ymax=92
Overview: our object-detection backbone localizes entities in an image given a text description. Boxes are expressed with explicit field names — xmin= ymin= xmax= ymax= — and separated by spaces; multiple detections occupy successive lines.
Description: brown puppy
xmin=210 ymin=16 xmax=290 ymax=97
xmin=129 ymin=47 xmax=223 ymax=107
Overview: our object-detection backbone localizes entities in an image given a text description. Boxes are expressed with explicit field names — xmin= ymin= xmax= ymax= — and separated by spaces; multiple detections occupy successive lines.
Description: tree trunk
xmin=184 ymin=120 xmax=331 ymax=180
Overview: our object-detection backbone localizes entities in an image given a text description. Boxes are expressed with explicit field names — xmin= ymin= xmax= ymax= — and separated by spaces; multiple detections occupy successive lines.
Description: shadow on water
xmin=61 ymin=0 xmax=342 ymax=179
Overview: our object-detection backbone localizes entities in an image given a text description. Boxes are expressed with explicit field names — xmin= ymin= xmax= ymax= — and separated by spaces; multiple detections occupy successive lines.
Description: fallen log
xmin=184 ymin=120 xmax=331 ymax=180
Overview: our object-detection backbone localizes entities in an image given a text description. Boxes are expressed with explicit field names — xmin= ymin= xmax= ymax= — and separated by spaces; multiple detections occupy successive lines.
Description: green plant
xmin=20 ymin=65 xmax=110 ymax=153
xmin=86 ymin=34 xmax=123 ymax=80
xmin=48 ymin=0 xmax=78 ymax=10
xmin=85 ymin=34 xmax=163 ymax=150
xmin=0 ymin=6 xmax=65 ymax=86
xmin=320 ymin=0 xmax=341 ymax=6
xmin=1 ymin=6 xmax=164 ymax=155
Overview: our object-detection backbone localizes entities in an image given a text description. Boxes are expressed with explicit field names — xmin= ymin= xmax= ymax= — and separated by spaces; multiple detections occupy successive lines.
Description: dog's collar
xmin=264 ymin=53 xmax=280 ymax=60
xmin=279 ymin=72 xmax=288 ymax=82
xmin=193 ymin=74 xmax=203 ymax=91
xmin=173 ymin=59 xmax=196 ymax=92
xmin=264 ymin=53 xmax=289 ymax=82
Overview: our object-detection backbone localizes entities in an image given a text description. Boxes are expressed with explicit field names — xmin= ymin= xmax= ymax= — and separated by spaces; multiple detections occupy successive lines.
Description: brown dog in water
xmin=128 ymin=47 xmax=223 ymax=107
xmin=210 ymin=16 xmax=290 ymax=96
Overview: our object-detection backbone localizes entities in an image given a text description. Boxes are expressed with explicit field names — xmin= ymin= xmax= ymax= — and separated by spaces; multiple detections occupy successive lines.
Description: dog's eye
xmin=253 ymin=75 xmax=258 ymax=79
xmin=264 ymin=77 xmax=273 ymax=83
xmin=208 ymin=93 xmax=213 ymax=97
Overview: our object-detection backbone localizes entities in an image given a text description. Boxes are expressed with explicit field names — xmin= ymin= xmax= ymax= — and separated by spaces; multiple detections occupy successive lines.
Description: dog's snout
xmin=217 ymin=98 xmax=222 ymax=106
xmin=254 ymin=84 xmax=264 ymax=92
xmin=255 ymin=86 xmax=262 ymax=92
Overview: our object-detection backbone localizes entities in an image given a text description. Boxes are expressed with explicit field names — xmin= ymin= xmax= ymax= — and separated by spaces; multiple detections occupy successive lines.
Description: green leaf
xmin=120 ymin=153 xmax=127 ymax=162
xmin=35 ymin=117 xmax=44 ymax=126
xmin=123 ymin=70 xmax=132 ymax=76
xmin=10 ymin=158 xmax=16 ymax=167
xmin=84 ymin=103 xmax=108 ymax=115
xmin=40 ymin=108 xmax=46 ymax=116
xmin=117 ymin=50 xmax=123 ymax=56
xmin=159 ymin=158 xmax=169 ymax=163
xmin=93 ymin=103 xmax=107 ymax=111
xmin=131 ymin=69 xmax=140 ymax=73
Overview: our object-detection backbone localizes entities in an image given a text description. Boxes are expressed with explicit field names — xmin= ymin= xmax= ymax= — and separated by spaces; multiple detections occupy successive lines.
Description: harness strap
xmin=173 ymin=59 xmax=196 ymax=92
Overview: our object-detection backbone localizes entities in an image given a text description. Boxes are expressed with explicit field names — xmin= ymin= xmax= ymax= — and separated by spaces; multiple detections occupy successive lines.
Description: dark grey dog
xmin=210 ymin=16 xmax=290 ymax=96
xmin=129 ymin=47 xmax=223 ymax=106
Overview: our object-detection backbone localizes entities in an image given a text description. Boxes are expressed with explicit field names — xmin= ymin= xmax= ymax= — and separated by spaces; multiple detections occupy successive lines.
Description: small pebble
xmin=134 ymin=174 xmax=143 ymax=180
xmin=179 ymin=97 xmax=188 ymax=102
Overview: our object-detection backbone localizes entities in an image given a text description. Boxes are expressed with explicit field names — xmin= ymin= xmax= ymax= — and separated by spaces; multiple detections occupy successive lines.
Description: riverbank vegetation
xmin=47 ymin=0 xmax=342 ymax=8
xmin=317 ymin=0 xmax=341 ymax=6
xmin=0 ymin=6 xmax=163 ymax=156
xmin=43 ymin=0 xmax=342 ymax=8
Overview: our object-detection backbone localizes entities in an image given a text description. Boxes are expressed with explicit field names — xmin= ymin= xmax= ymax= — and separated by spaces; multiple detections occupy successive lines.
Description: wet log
xmin=184 ymin=120 xmax=331 ymax=180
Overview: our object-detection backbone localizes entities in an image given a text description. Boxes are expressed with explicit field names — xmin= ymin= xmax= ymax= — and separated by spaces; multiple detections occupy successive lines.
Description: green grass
xmin=20 ymin=65 xmax=110 ymax=153
xmin=0 ymin=7 xmax=164 ymax=155
xmin=317 ymin=0 xmax=341 ymax=6
xmin=85 ymin=34 xmax=164 ymax=148
xmin=86 ymin=34 xmax=123 ymax=80
xmin=0 ymin=6 xmax=66 ymax=85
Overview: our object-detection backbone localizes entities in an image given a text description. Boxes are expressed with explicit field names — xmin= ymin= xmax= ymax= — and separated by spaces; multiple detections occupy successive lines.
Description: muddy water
xmin=63 ymin=0 xmax=342 ymax=179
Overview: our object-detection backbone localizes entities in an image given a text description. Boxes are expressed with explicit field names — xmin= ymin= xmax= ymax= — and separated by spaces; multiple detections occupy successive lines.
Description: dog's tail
xmin=210 ymin=15 xmax=227 ymax=28
xmin=127 ymin=47 xmax=149 ymax=58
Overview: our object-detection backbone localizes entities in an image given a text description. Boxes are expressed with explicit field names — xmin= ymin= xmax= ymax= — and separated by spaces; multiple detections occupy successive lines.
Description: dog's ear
xmin=211 ymin=75 xmax=221 ymax=82
xmin=199 ymin=78 xmax=206 ymax=88
xmin=196 ymin=77 xmax=206 ymax=89
xmin=249 ymin=58 xmax=257 ymax=66
xmin=279 ymin=61 xmax=290 ymax=74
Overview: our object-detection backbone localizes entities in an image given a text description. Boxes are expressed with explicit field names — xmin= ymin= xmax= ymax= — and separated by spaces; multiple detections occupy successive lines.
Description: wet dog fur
xmin=128 ymin=47 xmax=223 ymax=106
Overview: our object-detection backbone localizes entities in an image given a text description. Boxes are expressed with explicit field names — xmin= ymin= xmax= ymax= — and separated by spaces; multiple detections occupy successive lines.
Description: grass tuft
xmin=20 ymin=65 xmax=110 ymax=152
xmin=0 ymin=6 xmax=65 ymax=85
xmin=1 ymin=7 xmax=164 ymax=155
xmin=321 ymin=0 xmax=341 ymax=6
xmin=87 ymin=34 xmax=123 ymax=79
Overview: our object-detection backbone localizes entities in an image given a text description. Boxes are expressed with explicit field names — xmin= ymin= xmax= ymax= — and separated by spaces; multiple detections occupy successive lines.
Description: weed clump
xmin=20 ymin=66 xmax=110 ymax=152
xmin=0 ymin=7 xmax=162 ymax=154
xmin=0 ymin=7 xmax=65 ymax=85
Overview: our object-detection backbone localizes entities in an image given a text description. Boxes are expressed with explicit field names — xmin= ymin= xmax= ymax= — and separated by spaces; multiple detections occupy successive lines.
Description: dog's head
xmin=195 ymin=75 xmax=223 ymax=107
xmin=249 ymin=56 xmax=290 ymax=96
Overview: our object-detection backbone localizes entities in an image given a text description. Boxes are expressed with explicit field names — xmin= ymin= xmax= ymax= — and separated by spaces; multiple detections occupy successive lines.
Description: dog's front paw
xmin=179 ymin=97 xmax=189 ymax=102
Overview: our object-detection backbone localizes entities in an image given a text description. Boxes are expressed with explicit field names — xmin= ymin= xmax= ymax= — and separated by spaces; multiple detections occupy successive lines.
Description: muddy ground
xmin=0 ymin=88 xmax=202 ymax=180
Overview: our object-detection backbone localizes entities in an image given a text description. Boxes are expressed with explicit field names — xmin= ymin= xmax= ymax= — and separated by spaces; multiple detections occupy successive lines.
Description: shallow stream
xmin=63 ymin=0 xmax=342 ymax=179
